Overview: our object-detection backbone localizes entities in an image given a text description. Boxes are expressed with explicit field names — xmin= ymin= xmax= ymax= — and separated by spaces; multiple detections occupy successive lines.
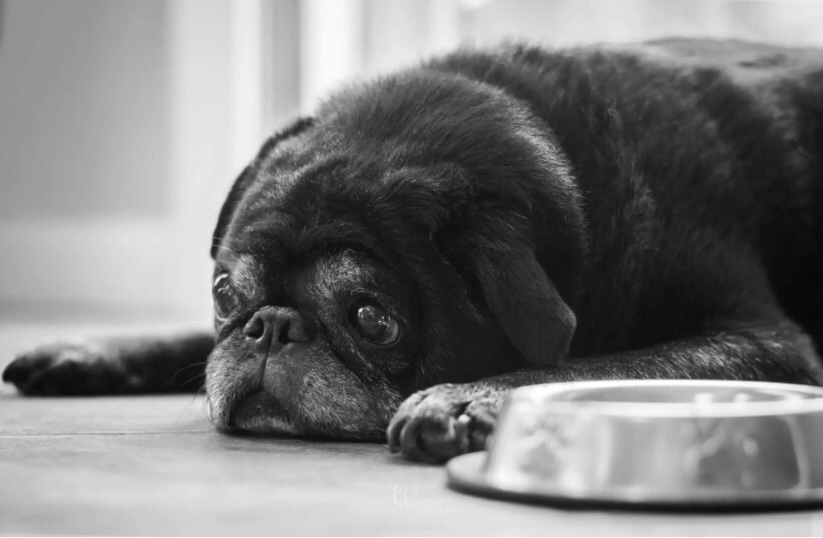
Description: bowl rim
xmin=504 ymin=379 xmax=823 ymax=418
xmin=447 ymin=451 xmax=823 ymax=509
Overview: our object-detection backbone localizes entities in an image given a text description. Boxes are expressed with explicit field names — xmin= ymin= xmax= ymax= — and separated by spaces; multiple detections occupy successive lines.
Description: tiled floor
xmin=1 ymin=318 xmax=823 ymax=535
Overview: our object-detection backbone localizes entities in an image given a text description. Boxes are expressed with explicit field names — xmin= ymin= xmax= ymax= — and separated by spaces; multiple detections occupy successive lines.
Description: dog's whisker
xmin=212 ymin=242 xmax=240 ymax=256
xmin=178 ymin=372 xmax=206 ymax=390
xmin=171 ymin=361 xmax=207 ymax=382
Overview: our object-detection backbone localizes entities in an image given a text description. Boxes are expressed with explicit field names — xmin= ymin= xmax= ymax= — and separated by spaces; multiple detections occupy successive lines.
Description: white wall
xmin=460 ymin=0 xmax=823 ymax=49
xmin=0 ymin=0 xmax=172 ymax=219
xmin=0 ymin=0 xmax=273 ymax=323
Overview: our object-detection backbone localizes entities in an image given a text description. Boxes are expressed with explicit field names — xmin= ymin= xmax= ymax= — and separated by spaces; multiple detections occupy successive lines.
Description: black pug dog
xmin=4 ymin=39 xmax=823 ymax=462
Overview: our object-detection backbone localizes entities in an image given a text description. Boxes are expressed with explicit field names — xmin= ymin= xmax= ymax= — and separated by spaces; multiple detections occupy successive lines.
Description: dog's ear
xmin=211 ymin=117 xmax=315 ymax=258
xmin=471 ymin=239 xmax=576 ymax=366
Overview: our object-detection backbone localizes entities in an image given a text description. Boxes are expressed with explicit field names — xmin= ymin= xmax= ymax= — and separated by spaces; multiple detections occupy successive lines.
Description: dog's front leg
xmin=389 ymin=321 xmax=823 ymax=462
xmin=3 ymin=332 xmax=214 ymax=395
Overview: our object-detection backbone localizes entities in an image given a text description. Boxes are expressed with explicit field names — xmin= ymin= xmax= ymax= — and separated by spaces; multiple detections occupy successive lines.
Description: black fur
xmin=4 ymin=39 xmax=823 ymax=462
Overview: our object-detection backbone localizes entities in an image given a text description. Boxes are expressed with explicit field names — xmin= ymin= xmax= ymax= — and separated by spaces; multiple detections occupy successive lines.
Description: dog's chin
xmin=225 ymin=390 xmax=298 ymax=436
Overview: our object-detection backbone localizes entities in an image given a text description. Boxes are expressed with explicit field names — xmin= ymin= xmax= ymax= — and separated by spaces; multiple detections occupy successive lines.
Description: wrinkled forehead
xmin=294 ymin=249 xmax=377 ymax=298
xmin=214 ymin=246 xmax=377 ymax=299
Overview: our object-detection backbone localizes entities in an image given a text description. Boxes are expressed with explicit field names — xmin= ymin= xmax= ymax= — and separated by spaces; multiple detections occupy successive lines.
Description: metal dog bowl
xmin=446 ymin=380 xmax=823 ymax=510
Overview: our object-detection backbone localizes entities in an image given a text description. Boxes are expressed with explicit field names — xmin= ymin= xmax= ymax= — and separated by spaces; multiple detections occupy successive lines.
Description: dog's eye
xmin=212 ymin=273 xmax=239 ymax=320
xmin=350 ymin=303 xmax=400 ymax=345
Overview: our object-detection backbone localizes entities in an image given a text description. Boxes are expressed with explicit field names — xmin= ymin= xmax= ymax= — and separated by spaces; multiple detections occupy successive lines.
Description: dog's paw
xmin=386 ymin=383 xmax=507 ymax=463
xmin=2 ymin=342 xmax=128 ymax=395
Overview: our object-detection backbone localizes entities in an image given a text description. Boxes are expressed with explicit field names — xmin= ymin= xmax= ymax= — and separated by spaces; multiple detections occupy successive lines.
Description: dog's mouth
xmin=223 ymin=389 xmax=298 ymax=435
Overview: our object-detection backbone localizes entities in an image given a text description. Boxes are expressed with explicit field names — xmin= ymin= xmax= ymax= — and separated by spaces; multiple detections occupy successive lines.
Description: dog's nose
xmin=243 ymin=306 xmax=313 ymax=356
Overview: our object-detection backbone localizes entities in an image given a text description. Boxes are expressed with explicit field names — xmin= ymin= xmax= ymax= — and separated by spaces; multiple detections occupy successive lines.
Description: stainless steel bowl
xmin=446 ymin=380 xmax=823 ymax=509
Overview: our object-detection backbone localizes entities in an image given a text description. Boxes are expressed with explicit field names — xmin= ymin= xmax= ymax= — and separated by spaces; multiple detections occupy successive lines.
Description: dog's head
xmin=205 ymin=68 xmax=586 ymax=440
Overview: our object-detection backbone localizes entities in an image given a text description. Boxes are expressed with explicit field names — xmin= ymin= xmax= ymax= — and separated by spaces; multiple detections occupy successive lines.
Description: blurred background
xmin=0 ymin=0 xmax=821 ymax=329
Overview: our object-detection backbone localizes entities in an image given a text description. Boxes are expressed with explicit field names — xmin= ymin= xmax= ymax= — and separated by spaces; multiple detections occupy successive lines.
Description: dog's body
xmin=5 ymin=39 xmax=823 ymax=461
